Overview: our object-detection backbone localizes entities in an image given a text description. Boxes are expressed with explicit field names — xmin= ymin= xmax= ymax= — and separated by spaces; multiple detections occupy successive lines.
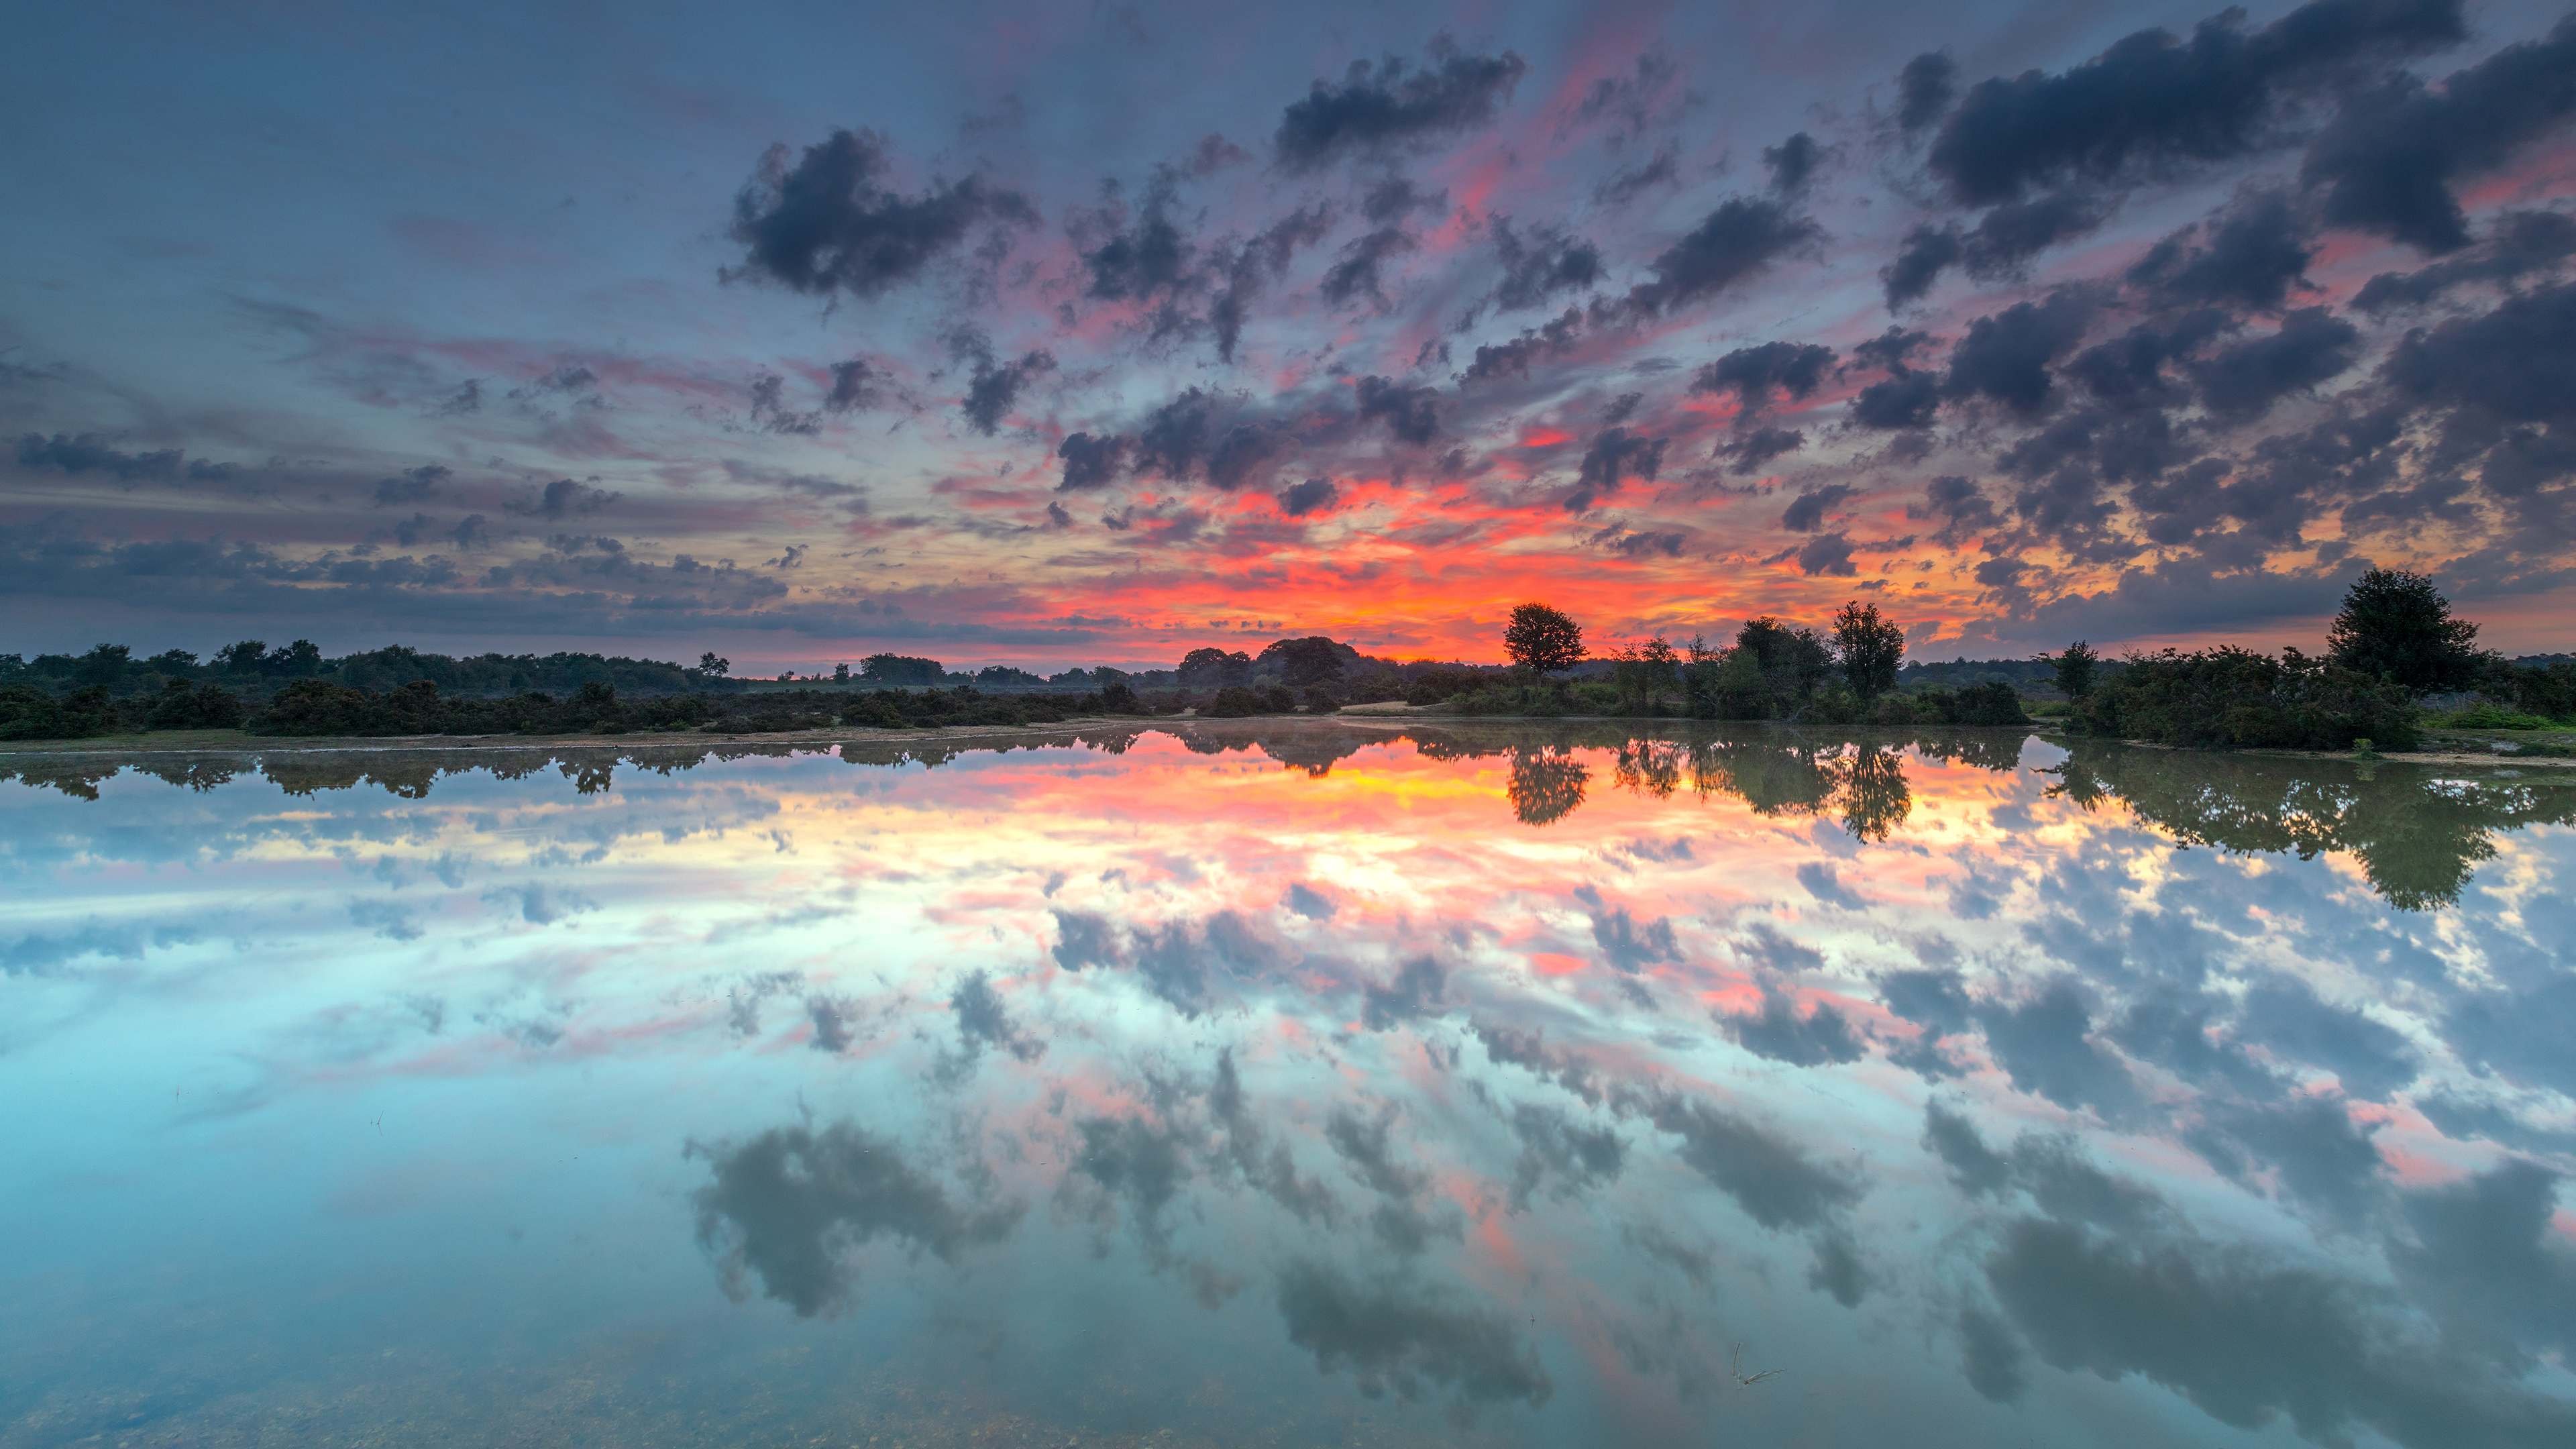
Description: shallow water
xmin=4 ymin=722 xmax=2573 ymax=1448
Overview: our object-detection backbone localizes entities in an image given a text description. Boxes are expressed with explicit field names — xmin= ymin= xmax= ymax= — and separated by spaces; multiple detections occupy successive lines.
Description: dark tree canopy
xmin=1257 ymin=636 xmax=1348 ymax=686
xmin=1177 ymin=647 xmax=1253 ymax=686
xmin=859 ymin=653 xmax=945 ymax=686
xmin=1831 ymin=600 xmax=1907 ymax=701
xmin=1504 ymin=602 xmax=1586 ymax=677
xmin=2326 ymin=568 xmax=2484 ymax=692
xmin=1735 ymin=616 xmax=1835 ymax=699
xmin=2045 ymin=640 xmax=2100 ymax=699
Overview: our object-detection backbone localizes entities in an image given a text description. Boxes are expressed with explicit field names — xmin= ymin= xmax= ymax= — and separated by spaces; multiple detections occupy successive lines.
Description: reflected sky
xmin=5 ymin=725 xmax=2574 ymax=1448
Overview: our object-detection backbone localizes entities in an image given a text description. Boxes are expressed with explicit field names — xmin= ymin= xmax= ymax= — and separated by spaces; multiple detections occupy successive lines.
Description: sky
xmin=5 ymin=0 xmax=2575 ymax=672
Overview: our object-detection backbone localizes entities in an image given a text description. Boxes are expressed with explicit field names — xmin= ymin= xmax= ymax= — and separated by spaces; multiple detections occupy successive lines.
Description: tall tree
xmin=2043 ymin=641 xmax=2099 ymax=699
xmin=2326 ymin=568 xmax=2485 ymax=691
xmin=1504 ymin=603 xmax=1586 ymax=678
xmin=1831 ymin=601 xmax=1905 ymax=701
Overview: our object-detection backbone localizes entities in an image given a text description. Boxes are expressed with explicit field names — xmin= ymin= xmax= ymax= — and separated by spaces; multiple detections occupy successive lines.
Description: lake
xmin=5 ymin=722 xmax=2573 ymax=1448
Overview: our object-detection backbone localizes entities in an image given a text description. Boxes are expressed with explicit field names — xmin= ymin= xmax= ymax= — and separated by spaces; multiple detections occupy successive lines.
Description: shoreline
xmin=0 ymin=714 xmax=2565 ymax=771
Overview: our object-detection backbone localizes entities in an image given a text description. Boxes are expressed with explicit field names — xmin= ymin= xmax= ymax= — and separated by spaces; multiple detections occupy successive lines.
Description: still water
xmin=3 ymin=722 xmax=2573 ymax=1448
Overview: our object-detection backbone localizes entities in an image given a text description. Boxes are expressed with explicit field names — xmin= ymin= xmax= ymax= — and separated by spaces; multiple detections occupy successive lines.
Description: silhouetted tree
xmin=1505 ymin=603 xmax=1586 ymax=678
xmin=1735 ymin=617 xmax=1834 ymax=700
xmin=215 ymin=640 xmax=268 ymax=674
xmin=1263 ymin=637 xmax=1348 ymax=688
xmin=859 ymin=653 xmax=944 ymax=685
xmin=1179 ymin=647 xmax=1254 ymax=686
xmin=697 ymin=651 xmax=731 ymax=678
xmin=2042 ymin=641 xmax=2099 ymax=699
xmin=2326 ymin=567 xmax=2485 ymax=692
xmin=1831 ymin=601 xmax=1905 ymax=701
xmin=74 ymin=643 xmax=131 ymax=686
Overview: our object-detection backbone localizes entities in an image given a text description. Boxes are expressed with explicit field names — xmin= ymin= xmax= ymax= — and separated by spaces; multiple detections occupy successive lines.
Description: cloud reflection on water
xmin=3 ymin=723 xmax=2573 ymax=1446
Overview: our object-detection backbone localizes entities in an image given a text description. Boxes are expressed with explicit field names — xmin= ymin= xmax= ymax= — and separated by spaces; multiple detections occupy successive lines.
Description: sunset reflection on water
xmin=4 ymin=723 xmax=2573 ymax=1448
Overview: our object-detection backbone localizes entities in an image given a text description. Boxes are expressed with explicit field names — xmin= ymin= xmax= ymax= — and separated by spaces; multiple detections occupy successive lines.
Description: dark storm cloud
xmin=1212 ymin=204 xmax=1334 ymax=361
xmin=1566 ymin=427 xmax=1664 ymax=512
xmin=2127 ymin=189 xmax=2317 ymax=311
xmin=1780 ymin=483 xmax=1855 ymax=533
xmin=2353 ymin=209 xmax=2576 ymax=311
xmin=2190 ymin=307 xmax=2361 ymax=421
xmin=823 ymin=358 xmax=881 ymax=411
xmin=504 ymin=477 xmax=619 ymax=520
xmin=1458 ymin=307 xmax=1580 ymax=384
xmin=1619 ymin=197 xmax=1823 ymax=315
xmin=2381 ymin=276 xmax=2576 ymax=423
xmin=1489 ymin=219 xmax=1603 ymax=311
xmin=1643 ymin=1093 xmax=1861 ymax=1229
xmin=13 ymin=433 xmax=219 ymax=484
xmin=370 ymin=464 xmax=449 ymax=507
xmin=959 ymin=347 xmax=1055 ymax=435
xmin=1911 ymin=474 xmax=2003 ymax=540
xmin=2304 ymin=17 xmax=2576 ymax=252
xmin=1986 ymin=1215 xmax=2576 ymax=1448
xmin=1055 ymin=431 xmax=1131 ymax=491
xmin=1081 ymin=182 xmax=1194 ymax=304
xmin=688 ymin=1120 xmax=1021 ymax=1318
xmin=1273 ymin=47 xmax=1529 ymax=172
xmin=1354 ymin=375 xmax=1440 ymax=445
xmin=1849 ymin=372 xmax=1941 ymax=429
xmin=1944 ymin=287 xmax=2101 ymax=417
xmin=1273 ymin=1259 xmax=1553 ymax=1407
xmin=1276 ymin=477 xmax=1338 ymax=517
xmin=1761 ymin=131 xmax=1825 ymax=194
xmin=1723 ymin=426 xmax=1806 ymax=473
xmin=1792 ymin=531 xmax=1857 ymax=577
xmin=727 ymin=128 xmax=1034 ymax=298
xmin=1320 ymin=225 xmax=1418 ymax=306
xmin=1719 ymin=983 xmax=1864 ymax=1065
xmin=1896 ymin=52 xmax=1959 ymax=133
xmin=1690 ymin=341 xmax=1835 ymax=417
xmin=1924 ymin=0 xmax=2465 ymax=208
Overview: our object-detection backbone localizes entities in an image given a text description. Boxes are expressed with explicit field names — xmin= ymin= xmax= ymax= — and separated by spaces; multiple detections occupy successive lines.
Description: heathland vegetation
xmin=0 ymin=569 xmax=2567 ymax=747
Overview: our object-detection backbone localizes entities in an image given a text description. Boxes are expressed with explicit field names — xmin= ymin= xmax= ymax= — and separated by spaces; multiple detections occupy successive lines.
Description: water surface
xmin=5 ymin=722 xmax=2574 ymax=1448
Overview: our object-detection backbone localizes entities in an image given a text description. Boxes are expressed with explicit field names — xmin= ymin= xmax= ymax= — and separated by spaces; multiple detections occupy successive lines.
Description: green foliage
xmin=858 ymin=653 xmax=946 ymax=686
xmin=0 ymin=684 xmax=115 ymax=740
xmin=146 ymin=680 xmax=246 ymax=730
xmin=2326 ymin=567 xmax=2485 ymax=692
xmin=1831 ymin=601 xmax=1905 ymax=700
xmin=698 ymin=652 xmax=731 ymax=678
xmin=2076 ymin=647 xmax=2420 ymax=751
xmin=1260 ymin=637 xmax=1349 ymax=688
xmin=1607 ymin=636 xmax=1682 ymax=714
xmin=1733 ymin=616 xmax=1835 ymax=700
xmin=2041 ymin=641 xmax=2100 ymax=699
xmin=1503 ymin=602 xmax=1586 ymax=677
xmin=1201 ymin=684 xmax=1298 ymax=717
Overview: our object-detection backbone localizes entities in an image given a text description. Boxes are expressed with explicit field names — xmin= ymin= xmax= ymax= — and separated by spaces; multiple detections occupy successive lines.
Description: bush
xmin=0 ymin=684 xmax=117 ymax=740
xmin=2076 ymin=647 xmax=2418 ymax=751
xmin=146 ymin=680 xmax=246 ymax=730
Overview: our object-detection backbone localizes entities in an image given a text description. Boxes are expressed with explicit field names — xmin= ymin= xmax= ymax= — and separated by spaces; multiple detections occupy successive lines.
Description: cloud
xmin=1792 ymin=531 xmax=1857 ymax=577
xmin=1273 ymin=1258 xmax=1553 ymax=1408
xmin=1944 ymin=286 xmax=2102 ymax=417
xmin=2353 ymin=209 xmax=2576 ymax=311
xmin=727 ymin=128 xmax=1034 ymax=297
xmin=688 ymin=1120 xmax=1021 ymax=1317
xmin=1566 ymin=427 xmax=1664 ymax=511
xmin=1780 ymin=484 xmax=1855 ymax=534
xmin=1506 ymin=1102 xmax=1624 ymax=1209
xmin=1620 ymin=197 xmax=1822 ymax=315
xmin=1490 ymin=219 xmax=1602 ymax=311
xmin=13 ymin=433 xmax=235 ymax=484
xmin=1924 ymin=0 xmax=2465 ymax=207
xmin=1643 ymin=1093 xmax=1861 ymax=1229
xmin=1283 ymin=881 xmax=1337 ymax=918
xmin=504 ymin=478 xmax=620 ymax=520
xmin=1987 ymin=1214 xmax=2576 ymax=1448
xmin=1762 ymin=131 xmax=1825 ymax=194
xmin=960 ymin=347 xmax=1055 ymax=435
xmin=1055 ymin=431 xmax=1131 ymax=491
xmin=823 ymin=358 xmax=881 ymax=411
xmin=1276 ymin=477 xmax=1338 ymax=517
xmin=1896 ymin=52 xmax=1958 ymax=133
xmin=948 ymin=969 xmax=1043 ymax=1063
xmin=2304 ymin=17 xmax=2576 ymax=253
xmin=1361 ymin=955 xmax=1447 ymax=1030
xmin=1720 ymin=984 xmax=1864 ymax=1065
xmin=1355 ymin=375 xmax=1440 ymax=445
xmin=1321 ymin=225 xmax=1417 ymax=306
xmin=1273 ymin=47 xmax=1529 ymax=171
xmin=370 ymin=464 xmax=450 ymax=508
xmin=2380 ymin=277 xmax=2576 ymax=423
xmin=2127 ymin=189 xmax=2316 ymax=312
xmin=1691 ymin=341 xmax=1834 ymax=418
xmin=1458 ymin=307 xmax=1580 ymax=384
xmin=2190 ymin=307 xmax=2361 ymax=422
xmin=1974 ymin=978 xmax=2139 ymax=1116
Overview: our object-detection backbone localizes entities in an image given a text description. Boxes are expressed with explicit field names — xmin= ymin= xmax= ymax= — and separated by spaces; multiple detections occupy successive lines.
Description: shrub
xmin=146 ymin=680 xmax=246 ymax=730
xmin=0 ymin=684 xmax=117 ymax=740
xmin=2076 ymin=647 xmax=2418 ymax=751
